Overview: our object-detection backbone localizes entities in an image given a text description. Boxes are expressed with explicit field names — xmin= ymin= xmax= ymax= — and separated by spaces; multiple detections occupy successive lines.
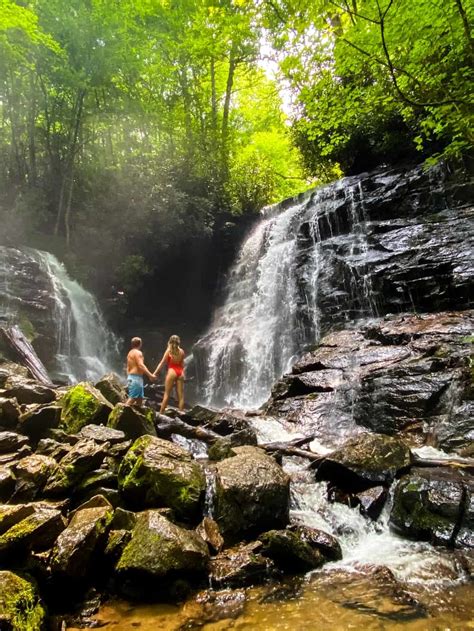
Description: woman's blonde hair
xmin=168 ymin=335 xmax=181 ymax=360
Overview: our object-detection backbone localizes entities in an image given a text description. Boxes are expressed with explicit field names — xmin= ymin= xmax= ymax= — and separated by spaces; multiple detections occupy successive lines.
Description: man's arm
xmin=136 ymin=351 xmax=156 ymax=380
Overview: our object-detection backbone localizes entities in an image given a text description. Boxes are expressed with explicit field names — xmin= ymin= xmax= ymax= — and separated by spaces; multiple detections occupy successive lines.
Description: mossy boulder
xmin=390 ymin=467 xmax=474 ymax=547
xmin=213 ymin=446 xmax=290 ymax=542
xmin=108 ymin=403 xmax=156 ymax=439
xmin=116 ymin=511 xmax=209 ymax=590
xmin=43 ymin=439 xmax=108 ymax=496
xmin=95 ymin=373 xmax=126 ymax=405
xmin=0 ymin=571 xmax=45 ymax=630
xmin=259 ymin=529 xmax=326 ymax=571
xmin=59 ymin=383 xmax=113 ymax=434
xmin=316 ymin=433 xmax=412 ymax=492
xmin=0 ymin=504 xmax=66 ymax=558
xmin=118 ymin=435 xmax=205 ymax=520
xmin=50 ymin=501 xmax=114 ymax=579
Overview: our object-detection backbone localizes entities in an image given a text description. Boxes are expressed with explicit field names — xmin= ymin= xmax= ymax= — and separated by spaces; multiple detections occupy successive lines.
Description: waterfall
xmin=0 ymin=246 xmax=119 ymax=382
xmin=35 ymin=251 xmax=120 ymax=382
xmin=194 ymin=178 xmax=377 ymax=409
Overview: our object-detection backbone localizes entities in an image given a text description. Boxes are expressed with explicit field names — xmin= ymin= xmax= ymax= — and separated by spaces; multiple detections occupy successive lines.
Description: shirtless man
xmin=126 ymin=337 xmax=156 ymax=406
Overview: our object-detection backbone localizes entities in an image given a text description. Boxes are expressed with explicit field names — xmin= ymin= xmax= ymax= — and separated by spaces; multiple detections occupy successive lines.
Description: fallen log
xmin=0 ymin=325 xmax=54 ymax=387
xmin=155 ymin=413 xmax=328 ymax=461
xmin=155 ymin=413 xmax=222 ymax=443
xmin=155 ymin=413 xmax=474 ymax=471
xmin=411 ymin=454 xmax=474 ymax=472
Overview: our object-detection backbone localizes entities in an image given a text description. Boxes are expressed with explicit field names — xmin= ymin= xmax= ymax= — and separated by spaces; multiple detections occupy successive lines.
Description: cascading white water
xmin=33 ymin=250 xmax=119 ymax=382
xmin=196 ymin=180 xmax=376 ymax=409
xmin=0 ymin=246 xmax=119 ymax=382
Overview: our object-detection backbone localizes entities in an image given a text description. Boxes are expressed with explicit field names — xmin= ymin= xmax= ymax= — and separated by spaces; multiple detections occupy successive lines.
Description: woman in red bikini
xmin=153 ymin=334 xmax=185 ymax=413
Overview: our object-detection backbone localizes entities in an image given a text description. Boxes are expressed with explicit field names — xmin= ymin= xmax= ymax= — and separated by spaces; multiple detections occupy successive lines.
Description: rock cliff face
xmin=266 ymin=310 xmax=473 ymax=454
xmin=193 ymin=163 xmax=473 ymax=408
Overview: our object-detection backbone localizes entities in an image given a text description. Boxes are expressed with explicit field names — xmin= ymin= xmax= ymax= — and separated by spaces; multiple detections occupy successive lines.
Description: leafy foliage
xmin=264 ymin=0 xmax=473 ymax=175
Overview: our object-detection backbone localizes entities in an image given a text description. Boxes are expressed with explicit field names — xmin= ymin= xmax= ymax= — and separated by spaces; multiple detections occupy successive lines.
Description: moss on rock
xmin=0 ymin=571 xmax=45 ymax=630
xmin=59 ymin=383 xmax=113 ymax=434
xmin=118 ymin=435 xmax=205 ymax=520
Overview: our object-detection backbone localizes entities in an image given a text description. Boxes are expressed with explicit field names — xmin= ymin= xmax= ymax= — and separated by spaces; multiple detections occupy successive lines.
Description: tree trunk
xmin=221 ymin=42 xmax=237 ymax=176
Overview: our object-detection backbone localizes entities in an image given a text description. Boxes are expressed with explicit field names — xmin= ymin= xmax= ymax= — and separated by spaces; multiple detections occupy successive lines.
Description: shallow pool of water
xmin=68 ymin=566 xmax=474 ymax=631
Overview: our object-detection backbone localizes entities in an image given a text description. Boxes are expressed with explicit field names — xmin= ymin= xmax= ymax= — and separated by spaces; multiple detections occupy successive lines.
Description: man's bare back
xmin=127 ymin=348 xmax=147 ymax=375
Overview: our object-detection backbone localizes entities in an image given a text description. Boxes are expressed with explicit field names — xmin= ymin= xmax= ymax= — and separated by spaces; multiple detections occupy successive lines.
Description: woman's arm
xmin=153 ymin=349 xmax=169 ymax=376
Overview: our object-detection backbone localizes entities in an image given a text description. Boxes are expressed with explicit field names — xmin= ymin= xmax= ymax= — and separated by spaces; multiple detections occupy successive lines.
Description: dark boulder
xmin=213 ymin=446 xmax=290 ymax=541
xmin=434 ymin=402 xmax=474 ymax=456
xmin=209 ymin=541 xmax=275 ymax=587
xmin=43 ymin=439 xmax=108 ymax=496
xmin=95 ymin=373 xmax=126 ymax=405
xmin=259 ymin=529 xmax=326 ymax=571
xmin=316 ymin=433 xmax=412 ymax=492
xmin=0 ymin=397 xmax=21 ymax=429
xmin=118 ymin=435 xmax=206 ymax=520
xmin=1 ymin=377 xmax=56 ymax=405
xmin=181 ymin=405 xmax=257 ymax=446
xmin=271 ymin=369 xmax=344 ymax=400
xmin=78 ymin=424 xmax=126 ymax=445
xmin=107 ymin=403 xmax=156 ymax=439
xmin=17 ymin=404 xmax=61 ymax=439
xmin=356 ymin=486 xmax=389 ymax=520
xmin=0 ymin=467 xmax=16 ymax=502
xmin=0 ymin=431 xmax=29 ymax=454
xmin=288 ymin=524 xmax=342 ymax=561
xmin=390 ymin=467 xmax=474 ymax=547
xmin=11 ymin=454 xmax=58 ymax=501
xmin=196 ymin=516 xmax=224 ymax=553
xmin=50 ymin=501 xmax=114 ymax=579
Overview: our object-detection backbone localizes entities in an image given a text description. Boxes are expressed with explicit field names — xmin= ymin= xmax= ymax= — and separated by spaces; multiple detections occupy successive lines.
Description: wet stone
xmin=18 ymin=404 xmax=61 ymax=439
xmin=79 ymin=423 xmax=126 ymax=444
xmin=0 ymin=431 xmax=29 ymax=454
xmin=209 ymin=541 xmax=275 ymax=587
xmin=316 ymin=433 xmax=412 ymax=492
xmin=0 ymin=397 xmax=21 ymax=429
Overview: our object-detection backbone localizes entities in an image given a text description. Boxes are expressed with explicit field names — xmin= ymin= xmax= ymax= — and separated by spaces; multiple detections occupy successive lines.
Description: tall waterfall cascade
xmin=0 ymin=246 xmax=119 ymax=382
xmin=194 ymin=164 xmax=473 ymax=408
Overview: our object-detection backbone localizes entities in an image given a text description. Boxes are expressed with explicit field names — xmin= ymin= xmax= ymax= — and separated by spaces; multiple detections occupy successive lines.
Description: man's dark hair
xmin=131 ymin=337 xmax=142 ymax=348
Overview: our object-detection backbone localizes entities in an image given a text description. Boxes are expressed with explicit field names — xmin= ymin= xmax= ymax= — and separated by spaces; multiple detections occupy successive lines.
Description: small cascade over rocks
xmin=0 ymin=246 xmax=119 ymax=382
xmin=194 ymin=163 xmax=473 ymax=408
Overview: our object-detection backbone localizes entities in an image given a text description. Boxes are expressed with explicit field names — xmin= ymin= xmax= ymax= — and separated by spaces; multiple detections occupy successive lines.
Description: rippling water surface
xmin=69 ymin=571 xmax=473 ymax=630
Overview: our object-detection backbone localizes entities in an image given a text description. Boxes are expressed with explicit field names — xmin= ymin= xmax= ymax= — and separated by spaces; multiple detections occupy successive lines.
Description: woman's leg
xmin=176 ymin=376 xmax=185 ymax=410
xmin=160 ymin=370 xmax=176 ymax=414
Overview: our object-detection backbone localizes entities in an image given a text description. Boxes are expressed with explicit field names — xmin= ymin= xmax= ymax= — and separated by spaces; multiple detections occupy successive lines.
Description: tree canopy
xmin=0 ymin=0 xmax=472 ymax=311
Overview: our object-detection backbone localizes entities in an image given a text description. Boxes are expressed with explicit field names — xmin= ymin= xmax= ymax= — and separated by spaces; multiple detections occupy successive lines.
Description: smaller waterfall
xmin=0 ymin=246 xmax=119 ymax=382
xmin=36 ymin=251 xmax=119 ymax=382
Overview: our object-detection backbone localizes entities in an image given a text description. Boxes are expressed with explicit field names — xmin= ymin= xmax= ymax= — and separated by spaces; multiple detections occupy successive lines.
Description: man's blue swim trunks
xmin=127 ymin=374 xmax=144 ymax=399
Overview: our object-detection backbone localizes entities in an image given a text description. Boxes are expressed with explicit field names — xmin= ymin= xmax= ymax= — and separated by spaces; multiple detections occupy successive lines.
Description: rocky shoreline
xmin=0 ymin=310 xmax=473 ymax=629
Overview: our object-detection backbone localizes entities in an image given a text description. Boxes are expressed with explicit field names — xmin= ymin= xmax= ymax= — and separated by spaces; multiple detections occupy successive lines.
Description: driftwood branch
xmin=0 ymin=325 xmax=54 ymax=387
xmin=411 ymin=454 xmax=474 ymax=473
